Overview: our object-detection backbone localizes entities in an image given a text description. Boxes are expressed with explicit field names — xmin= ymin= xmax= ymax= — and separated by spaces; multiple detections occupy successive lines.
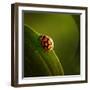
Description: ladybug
xmin=39 ymin=35 xmax=54 ymax=51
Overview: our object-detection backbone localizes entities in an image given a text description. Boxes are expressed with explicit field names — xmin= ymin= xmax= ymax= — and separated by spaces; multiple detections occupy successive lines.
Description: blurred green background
xmin=24 ymin=11 xmax=80 ymax=75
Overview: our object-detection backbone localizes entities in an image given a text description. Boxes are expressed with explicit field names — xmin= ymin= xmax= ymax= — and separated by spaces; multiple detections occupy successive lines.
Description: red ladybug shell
xmin=40 ymin=35 xmax=54 ymax=51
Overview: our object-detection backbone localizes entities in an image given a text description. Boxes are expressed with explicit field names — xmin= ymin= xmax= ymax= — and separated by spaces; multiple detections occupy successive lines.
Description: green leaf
xmin=24 ymin=25 xmax=64 ymax=77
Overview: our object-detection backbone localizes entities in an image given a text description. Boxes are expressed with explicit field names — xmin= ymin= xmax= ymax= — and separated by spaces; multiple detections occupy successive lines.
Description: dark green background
xmin=24 ymin=11 xmax=80 ymax=75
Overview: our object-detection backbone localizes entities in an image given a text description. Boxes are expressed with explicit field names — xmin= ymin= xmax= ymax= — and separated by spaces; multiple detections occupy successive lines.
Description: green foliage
xmin=24 ymin=25 xmax=64 ymax=77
